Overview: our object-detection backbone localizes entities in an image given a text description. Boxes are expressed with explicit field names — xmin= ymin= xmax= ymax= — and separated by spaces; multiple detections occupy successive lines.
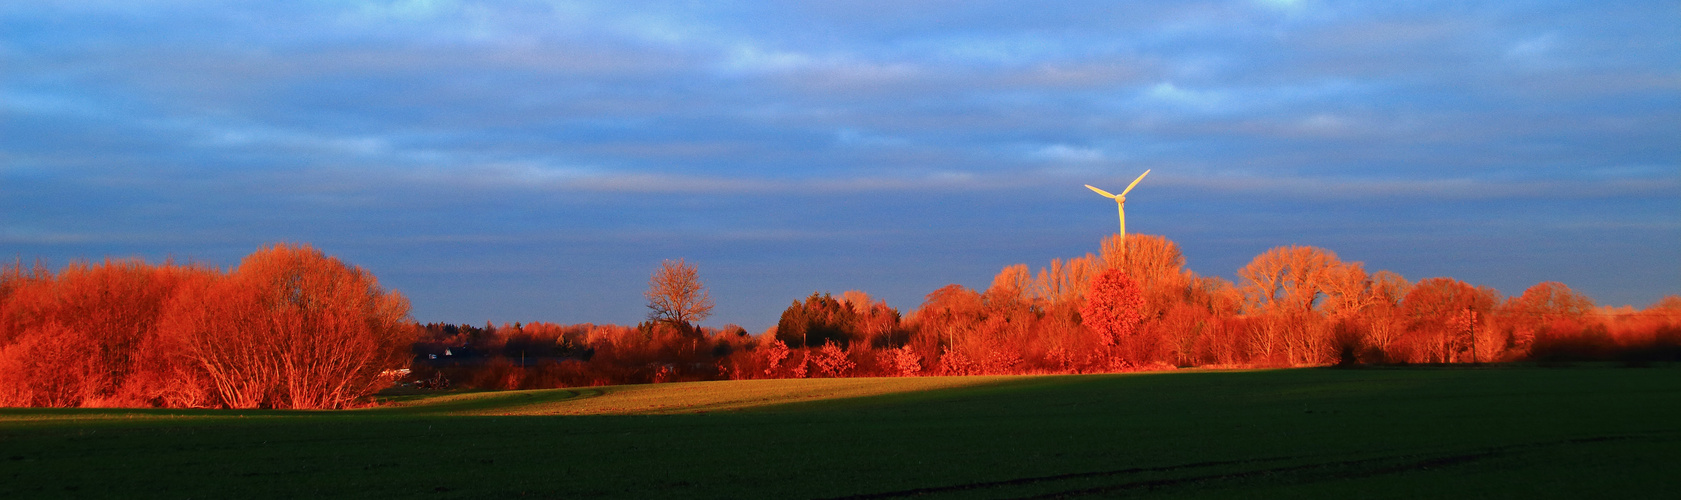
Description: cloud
xmin=353 ymin=0 xmax=460 ymax=21
xmin=1506 ymin=34 xmax=1558 ymax=61
xmin=834 ymin=128 xmax=910 ymax=148
xmin=1170 ymin=172 xmax=1681 ymax=201
xmin=4 ymin=0 xmax=1677 ymax=326
xmin=1031 ymin=144 xmax=1108 ymax=163
xmin=1252 ymin=0 xmax=1307 ymax=14
xmin=1142 ymin=82 xmax=1228 ymax=111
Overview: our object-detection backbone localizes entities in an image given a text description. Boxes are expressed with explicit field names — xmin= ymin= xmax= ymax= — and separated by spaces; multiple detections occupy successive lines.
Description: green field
xmin=3 ymin=366 xmax=1677 ymax=498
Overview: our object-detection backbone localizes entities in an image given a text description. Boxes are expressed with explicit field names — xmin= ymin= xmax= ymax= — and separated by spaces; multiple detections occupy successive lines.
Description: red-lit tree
xmin=809 ymin=341 xmax=855 ymax=377
xmin=163 ymin=244 xmax=413 ymax=409
xmin=882 ymin=345 xmax=921 ymax=376
xmin=1082 ymin=268 xmax=1144 ymax=368
xmin=1400 ymin=277 xmax=1499 ymax=363
xmin=644 ymin=259 xmax=714 ymax=331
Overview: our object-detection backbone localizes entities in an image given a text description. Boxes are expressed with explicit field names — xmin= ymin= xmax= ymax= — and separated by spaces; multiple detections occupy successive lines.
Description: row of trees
xmin=0 ymin=245 xmax=411 ymax=408
xmin=5 ymin=238 xmax=1678 ymax=405
xmin=412 ymin=240 xmax=1679 ymax=391
xmin=874 ymin=235 xmax=1681 ymax=373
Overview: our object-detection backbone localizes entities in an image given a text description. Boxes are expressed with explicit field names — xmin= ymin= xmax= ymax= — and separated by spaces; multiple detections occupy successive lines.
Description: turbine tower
xmin=1085 ymin=169 xmax=1151 ymax=240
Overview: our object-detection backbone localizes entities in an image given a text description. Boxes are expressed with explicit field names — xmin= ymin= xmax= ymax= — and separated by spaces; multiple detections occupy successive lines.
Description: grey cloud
xmin=3 ymin=0 xmax=1676 ymax=328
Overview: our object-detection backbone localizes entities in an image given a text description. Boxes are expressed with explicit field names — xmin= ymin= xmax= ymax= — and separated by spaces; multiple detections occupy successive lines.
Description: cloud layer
xmin=3 ymin=1 xmax=1677 ymax=328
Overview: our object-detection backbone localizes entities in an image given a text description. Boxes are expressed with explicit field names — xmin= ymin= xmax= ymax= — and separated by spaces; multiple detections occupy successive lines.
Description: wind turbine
xmin=1085 ymin=169 xmax=1151 ymax=240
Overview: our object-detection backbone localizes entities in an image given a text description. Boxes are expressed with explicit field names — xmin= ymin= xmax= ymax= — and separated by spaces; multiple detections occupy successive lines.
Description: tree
xmin=1500 ymin=281 xmax=1596 ymax=358
xmin=1357 ymin=270 xmax=1411 ymax=358
xmin=1507 ymin=282 xmax=1595 ymax=325
xmin=882 ymin=345 xmax=921 ymax=376
xmin=0 ymin=258 xmax=205 ymax=408
xmin=775 ymin=292 xmax=857 ymax=348
xmin=754 ymin=338 xmax=791 ymax=378
xmin=1101 ymin=234 xmax=1192 ymax=301
xmin=1237 ymin=245 xmax=1341 ymax=315
xmin=164 ymin=244 xmax=414 ymax=409
xmin=915 ymin=284 xmax=984 ymax=350
xmin=809 ymin=341 xmax=856 ymax=377
xmin=840 ymin=290 xmax=903 ymax=350
xmin=1237 ymin=245 xmax=1343 ymax=364
xmin=0 ymin=322 xmax=102 ymax=407
xmin=644 ymin=259 xmax=714 ymax=329
xmin=985 ymin=264 xmax=1032 ymax=306
xmin=1082 ymin=268 xmax=1145 ymax=365
xmin=1033 ymin=254 xmax=1101 ymax=306
xmin=1400 ymin=277 xmax=1498 ymax=363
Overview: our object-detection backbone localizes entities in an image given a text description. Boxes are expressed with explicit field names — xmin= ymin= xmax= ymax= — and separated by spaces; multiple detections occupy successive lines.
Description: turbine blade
xmin=1085 ymin=184 xmax=1117 ymax=198
xmin=1120 ymin=169 xmax=1151 ymax=197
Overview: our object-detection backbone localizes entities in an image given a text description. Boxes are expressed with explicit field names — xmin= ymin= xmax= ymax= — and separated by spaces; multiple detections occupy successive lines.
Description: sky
xmin=3 ymin=1 xmax=1677 ymax=331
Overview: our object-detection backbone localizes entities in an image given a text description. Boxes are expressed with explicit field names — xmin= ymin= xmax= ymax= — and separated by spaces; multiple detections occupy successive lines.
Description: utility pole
xmin=1467 ymin=306 xmax=1477 ymax=364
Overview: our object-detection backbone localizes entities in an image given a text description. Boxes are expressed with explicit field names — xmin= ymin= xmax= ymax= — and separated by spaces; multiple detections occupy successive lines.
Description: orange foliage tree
xmin=1501 ymin=282 xmax=1595 ymax=350
xmin=15 ymin=234 xmax=1677 ymax=402
xmin=0 ymin=259 xmax=202 ymax=407
xmin=1237 ymin=246 xmax=1342 ymax=364
xmin=163 ymin=244 xmax=413 ymax=409
xmin=1399 ymin=278 xmax=1499 ymax=363
xmin=644 ymin=258 xmax=714 ymax=330
xmin=1082 ymin=268 xmax=1145 ymax=367
xmin=0 ymin=245 xmax=412 ymax=409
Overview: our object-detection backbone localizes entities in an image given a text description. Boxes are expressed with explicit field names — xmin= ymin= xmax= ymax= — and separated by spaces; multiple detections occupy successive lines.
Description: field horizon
xmin=3 ymin=364 xmax=1677 ymax=498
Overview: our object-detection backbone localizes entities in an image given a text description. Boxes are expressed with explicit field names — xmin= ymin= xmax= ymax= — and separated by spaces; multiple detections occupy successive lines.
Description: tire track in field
xmin=823 ymin=434 xmax=1661 ymax=500
xmin=818 ymin=455 xmax=1306 ymax=500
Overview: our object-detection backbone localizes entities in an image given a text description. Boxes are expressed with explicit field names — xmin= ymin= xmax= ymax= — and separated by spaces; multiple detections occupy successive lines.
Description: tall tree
xmin=1237 ymin=245 xmax=1341 ymax=315
xmin=1237 ymin=246 xmax=1343 ymax=364
xmin=1358 ymin=270 xmax=1412 ymax=356
xmin=644 ymin=259 xmax=714 ymax=329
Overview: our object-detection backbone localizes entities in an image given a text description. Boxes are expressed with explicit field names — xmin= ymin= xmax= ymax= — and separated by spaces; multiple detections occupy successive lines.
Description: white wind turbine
xmin=1085 ymin=169 xmax=1151 ymax=240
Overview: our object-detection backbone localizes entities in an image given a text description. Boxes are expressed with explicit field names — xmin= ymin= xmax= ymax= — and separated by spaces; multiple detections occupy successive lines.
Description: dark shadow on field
xmin=738 ymin=367 xmax=1681 ymax=499
xmin=816 ymin=433 xmax=1679 ymax=500
xmin=3 ymin=366 xmax=1678 ymax=499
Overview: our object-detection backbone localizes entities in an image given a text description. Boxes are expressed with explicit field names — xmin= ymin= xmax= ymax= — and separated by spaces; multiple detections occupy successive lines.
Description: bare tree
xmin=644 ymin=259 xmax=714 ymax=328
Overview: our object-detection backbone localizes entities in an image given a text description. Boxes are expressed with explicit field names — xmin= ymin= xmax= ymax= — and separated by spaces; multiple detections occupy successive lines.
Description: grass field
xmin=3 ymin=365 xmax=1677 ymax=498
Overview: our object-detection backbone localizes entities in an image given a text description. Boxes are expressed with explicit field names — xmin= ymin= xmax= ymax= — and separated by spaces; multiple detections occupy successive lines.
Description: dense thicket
xmin=0 ymin=244 xmax=411 ymax=408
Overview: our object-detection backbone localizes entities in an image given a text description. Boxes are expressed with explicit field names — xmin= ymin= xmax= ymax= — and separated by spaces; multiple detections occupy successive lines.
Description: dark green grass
xmin=3 ymin=366 xmax=1678 ymax=499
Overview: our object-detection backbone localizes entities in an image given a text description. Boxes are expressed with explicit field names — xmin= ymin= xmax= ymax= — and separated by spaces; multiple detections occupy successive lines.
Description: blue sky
xmin=3 ymin=1 xmax=1677 ymax=330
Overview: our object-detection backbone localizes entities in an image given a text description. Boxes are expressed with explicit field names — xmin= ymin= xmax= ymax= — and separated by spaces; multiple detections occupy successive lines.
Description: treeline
xmin=5 ymin=237 xmax=1679 ymax=406
xmin=883 ymin=235 xmax=1681 ymax=371
xmin=410 ymin=235 xmax=1681 ymax=390
xmin=0 ymin=244 xmax=411 ymax=409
